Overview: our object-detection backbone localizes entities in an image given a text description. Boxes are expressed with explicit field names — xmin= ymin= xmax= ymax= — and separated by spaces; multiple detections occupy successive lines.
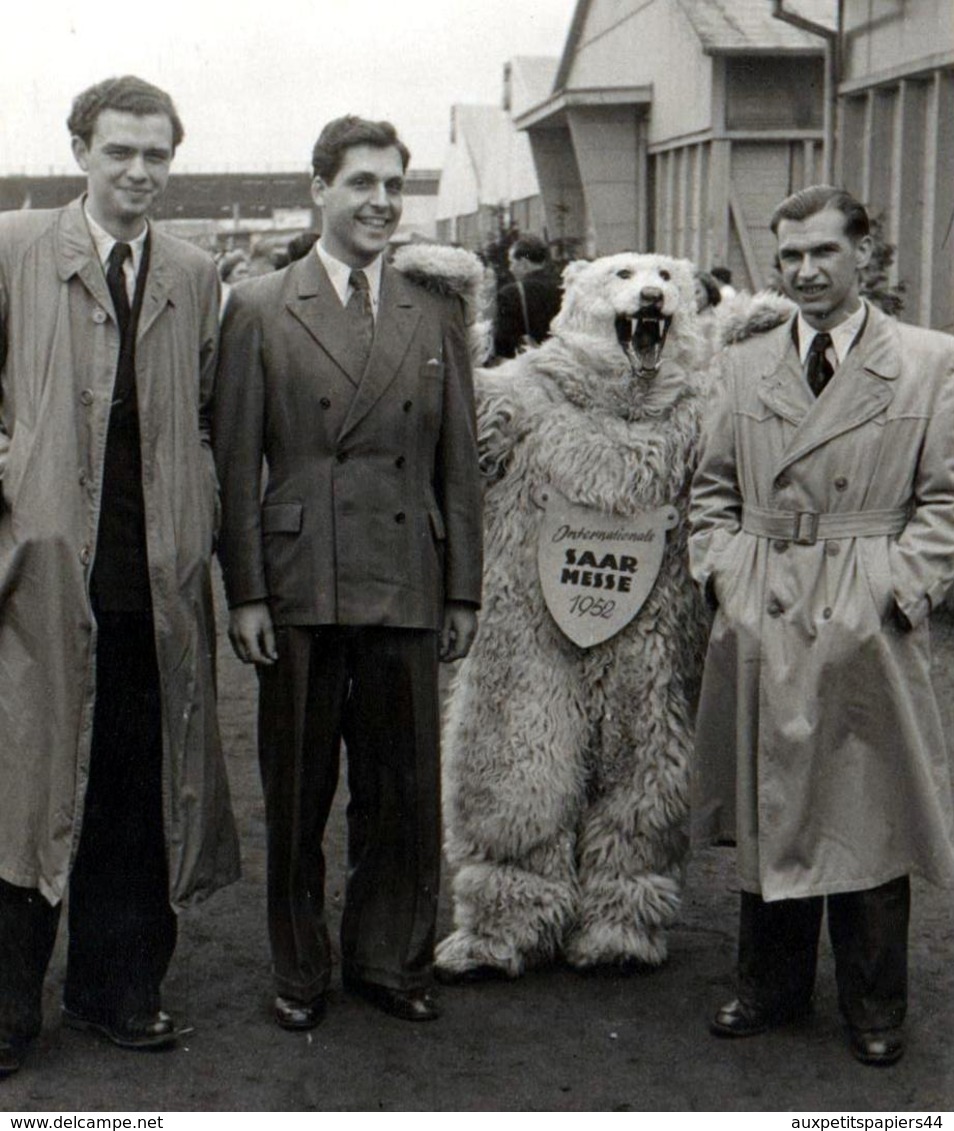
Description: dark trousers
xmin=0 ymin=614 xmax=176 ymax=1046
xmin=257 ymin=625 xmax=441 ymax=1002
xmin=737 ymin=875 xmax=910 ymax=1032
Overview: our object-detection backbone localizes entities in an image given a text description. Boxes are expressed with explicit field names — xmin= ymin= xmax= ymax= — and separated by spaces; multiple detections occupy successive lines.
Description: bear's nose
xmin=639 ymin=286 xmax=664 ymax=307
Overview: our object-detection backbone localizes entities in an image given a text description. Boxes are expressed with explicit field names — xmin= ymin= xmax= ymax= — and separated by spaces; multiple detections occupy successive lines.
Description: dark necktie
xmin=806 ymin=331 xmax=834 ymax=397
xmin=346 ymin=268 xmax=374 ymax=374
xmin=106 ymin=242 xmax=132 ymax=341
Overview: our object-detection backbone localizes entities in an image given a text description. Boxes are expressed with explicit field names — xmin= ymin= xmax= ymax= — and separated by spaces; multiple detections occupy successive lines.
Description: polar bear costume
xmin=436 ymin=252 xmax=712 ymax=979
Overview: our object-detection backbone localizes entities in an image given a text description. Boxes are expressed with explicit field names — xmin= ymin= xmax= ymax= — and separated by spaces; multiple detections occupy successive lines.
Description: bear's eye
xmin=616 ymin=269 xmax=633 ymax=279
xmin=658 ymin=269 xmax=671 ymax=281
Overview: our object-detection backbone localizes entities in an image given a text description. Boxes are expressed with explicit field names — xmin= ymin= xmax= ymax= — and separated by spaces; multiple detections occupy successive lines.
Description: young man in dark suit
xmin=214 ymin=116 xmax=482 ymax=1029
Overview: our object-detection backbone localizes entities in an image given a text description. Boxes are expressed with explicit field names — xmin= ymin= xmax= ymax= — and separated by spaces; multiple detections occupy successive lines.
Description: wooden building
xmin=516 ymin=0 xmax=828 ymax=288
xmin=837 ymin=0 xmax=953 ymax=331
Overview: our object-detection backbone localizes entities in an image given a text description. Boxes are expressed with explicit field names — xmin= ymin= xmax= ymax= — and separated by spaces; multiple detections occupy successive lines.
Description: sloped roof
xmin=507 ymin=56 xmax=559 ymax=117
xmin=674 ymin=0 xmax=831 ymax=51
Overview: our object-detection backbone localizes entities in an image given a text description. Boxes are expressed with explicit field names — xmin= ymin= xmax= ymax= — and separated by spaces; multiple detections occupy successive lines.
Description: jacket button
xmin=826 ymin=542 xmax=841 ymax=557
xmin=395 ymin=455 xmax=406 ymax=469
xmin=395 ymin=512 xmax=406 ymax=524
xmin=92 ymin=309 xmax=107 ymax=324
xmin=772 ymin=539 xmax=788 ymax=553
xmin=403 ymin=400 xmax=413 ymax=412
xmin=80 ymin=389 xmax=94 ymax=406
xmin=336 ymin=451 xmax=348 ymax=463
xmin=320 ymin=397 xmax=331 ymax=409
xmin=833 ymin=476 xmax=848 ymax=491
xmin=822 ymin=606 xmax=833 ymax=619
xmin=79 ymin=545 xmax=91 ymax=565
xmin=775 ymin=473 xmax=790 ymax=489
xmin=767 ymin=597 xmax=784 ymax=617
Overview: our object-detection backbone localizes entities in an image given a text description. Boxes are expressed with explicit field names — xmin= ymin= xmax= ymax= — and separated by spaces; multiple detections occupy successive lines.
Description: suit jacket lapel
xmin=339 ymin=263 xmax=421 ymax=440
xmin=287 ymin=252 xmax=364 ymax=386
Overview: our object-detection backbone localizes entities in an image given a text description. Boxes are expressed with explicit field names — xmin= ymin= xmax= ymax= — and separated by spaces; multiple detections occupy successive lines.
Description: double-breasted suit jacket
xmin=213 ymin=250 xmax=482 ymax=625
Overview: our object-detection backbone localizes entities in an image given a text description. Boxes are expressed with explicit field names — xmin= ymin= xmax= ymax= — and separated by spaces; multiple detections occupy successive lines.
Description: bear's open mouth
xmin=616 ymin=310 xmax=673 ymax=375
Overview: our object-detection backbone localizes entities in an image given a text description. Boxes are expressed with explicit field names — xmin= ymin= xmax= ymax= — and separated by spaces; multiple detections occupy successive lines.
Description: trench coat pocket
xmin=857 ymin=538 xmax=895 ymax=624
xmin=262 ymin=502 xmax=303 ymax=535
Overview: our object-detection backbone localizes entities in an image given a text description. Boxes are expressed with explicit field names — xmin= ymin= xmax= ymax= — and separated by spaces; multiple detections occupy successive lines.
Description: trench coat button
xmin=822 ymin=607 xmax=833 ymax=619
xmin=826 ymin=542 xmax=841 ymax=557
xmin=834 ymin=476 xmax=848 ymax=491
xmin=336 ymin=451 xmax=348 ymax=463
xmin=78 ymin=469 xmax=88 ymax=486
xmin=767 ymin=597 xmax=784 ymax=617
xmin=775 ymin=473 xmax=790 ymax=489
xmin=80 ymin=389 xmax=94 ymax=406
xmin=320 ymin=397 xmax=331 ymax=409
xmin=79 ymin=545 xmax=91 ymax=565
xmin=403 ymin=400 xmax=413 ymax=412
xmin=395 ymin=455 xmax=406 ymax=469
xmin=772 ymin=539 xmax=788 ymax=553
xmin=92 ymin=309 xmax=107 ymax=324
xmin=395 ymin=511 xmax=406 ymax=524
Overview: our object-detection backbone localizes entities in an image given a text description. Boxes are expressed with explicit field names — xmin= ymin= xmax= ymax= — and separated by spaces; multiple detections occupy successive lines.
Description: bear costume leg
xmin=437 ymin=632 xmax=588 ymax=979
xmin=564 ymin=630 xmax=692 ymax=970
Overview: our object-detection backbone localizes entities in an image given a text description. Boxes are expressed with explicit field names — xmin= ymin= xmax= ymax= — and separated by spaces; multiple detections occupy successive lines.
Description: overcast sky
xmin=1 ymin=0 xmax=577 ymax=176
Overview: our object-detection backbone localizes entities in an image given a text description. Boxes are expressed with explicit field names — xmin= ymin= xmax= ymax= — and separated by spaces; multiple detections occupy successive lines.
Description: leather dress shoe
xmin=274 ymin=995 xmax=326 ymax=1031
xmin=710 ymin=996 xmax=809 ymax=1038
xmin=849 ymin=1028 xmax=904 ymax=1067
xmin=0 ymin=1041 xmax=24 ymax=1079
xmin=344 ymin=976 xmax=441 ymax=1021
xmin=62 ymin=1006 xmax=177 ymax=1051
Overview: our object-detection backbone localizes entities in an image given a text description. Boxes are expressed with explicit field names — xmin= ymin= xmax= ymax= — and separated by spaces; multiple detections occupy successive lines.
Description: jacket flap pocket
xmin=263 ymin=502 xmax=303 ymax=534
xmin=428 ymin=507 xmax=446 ymax=541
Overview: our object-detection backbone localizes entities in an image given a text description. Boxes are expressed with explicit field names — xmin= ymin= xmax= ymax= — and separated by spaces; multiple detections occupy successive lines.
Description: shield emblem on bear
xmin=536 ymin=489 xmax=679 ymax=648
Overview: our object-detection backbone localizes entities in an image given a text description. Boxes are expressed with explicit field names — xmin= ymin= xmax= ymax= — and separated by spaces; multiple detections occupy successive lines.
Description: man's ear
xmin=855 ymin=233 xmax=874 ymax=273
xmin=71 ymin=135 xmax=90 ymax=173
xmin=310 ymin=175 xmax=326 ymax=209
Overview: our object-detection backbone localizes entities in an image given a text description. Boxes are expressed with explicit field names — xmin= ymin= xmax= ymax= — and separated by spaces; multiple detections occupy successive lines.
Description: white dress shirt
xmin=796 ymin=300 xmax=868 ymax=381
xmin=84 ymin=201 xmax=147 ymax=304
xmin=315 ymin=241 xmax=383 ymax=320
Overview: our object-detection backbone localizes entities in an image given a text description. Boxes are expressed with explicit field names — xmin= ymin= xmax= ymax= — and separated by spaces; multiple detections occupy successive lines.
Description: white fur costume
xmin=437 ymin=253 xmax=711 ymax=978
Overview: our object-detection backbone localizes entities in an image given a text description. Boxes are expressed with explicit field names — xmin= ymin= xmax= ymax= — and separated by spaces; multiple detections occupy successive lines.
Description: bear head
xmin=552 ymin=252 xmax=701 ymax=377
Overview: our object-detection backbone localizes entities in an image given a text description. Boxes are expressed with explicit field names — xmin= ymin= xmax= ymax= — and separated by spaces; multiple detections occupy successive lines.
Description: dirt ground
xmin=4 ymin=579 xmax=954 ymax=1112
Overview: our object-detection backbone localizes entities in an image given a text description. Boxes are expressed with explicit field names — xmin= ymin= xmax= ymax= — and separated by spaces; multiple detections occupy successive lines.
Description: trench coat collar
xmin=757 ymin=306 xmax=901 ymax=475
xmin=288 ymin=252 xmax=421 ymax=436
xmin=53 ymin=196 xmax=177 ymax=342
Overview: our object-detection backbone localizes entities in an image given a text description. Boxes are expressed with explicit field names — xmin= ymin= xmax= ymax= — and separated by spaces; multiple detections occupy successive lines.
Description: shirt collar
xmin=796 ymin=301 xmax=868 ymax=367
xmin=315 ymin=241 xmax=383 ymax=314
xmin=83 ymin=198 xmax=148 ymax=277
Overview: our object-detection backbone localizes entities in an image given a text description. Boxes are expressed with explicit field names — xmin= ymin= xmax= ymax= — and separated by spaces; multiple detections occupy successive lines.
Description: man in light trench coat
xmin=0 ymin=76 xmax=239 ymax=1079
xmin=690 ymin=185 xmax=954 ymax=1067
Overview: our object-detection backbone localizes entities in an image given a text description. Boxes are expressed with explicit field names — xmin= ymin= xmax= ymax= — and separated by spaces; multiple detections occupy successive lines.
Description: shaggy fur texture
xmin=437 ymin=253 xmax=712 ymax=978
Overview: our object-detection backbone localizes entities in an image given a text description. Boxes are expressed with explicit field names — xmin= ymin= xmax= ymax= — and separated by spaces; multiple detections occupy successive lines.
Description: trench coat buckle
xmin=793 ymin=511 xmax=819 ymax=545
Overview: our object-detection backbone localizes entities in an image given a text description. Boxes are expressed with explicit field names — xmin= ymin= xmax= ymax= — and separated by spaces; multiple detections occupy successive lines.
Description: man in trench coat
xmin=0 ymin=77 xmax=239 ymax=1079
xmin=213 ymin=115 xmax=482 ymax=1030
xmin=690 ymin=185 xmax=954 ymax=1067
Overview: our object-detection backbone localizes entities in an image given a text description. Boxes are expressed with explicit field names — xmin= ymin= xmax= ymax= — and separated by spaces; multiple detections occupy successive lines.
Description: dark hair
xmin=510 ymin=234 xmax=549 ymax=265
xmin=311 ymin=116 xmax=410 ymax=181
xmin=67 ymin=75 xmax=184 ymax=150
xmin=695 ymin=270 xmax=722 ymax=309
xmin=770 ymin=184 xmax=870 ymax=242
xmin=710 ymin=265 xmax=732 ymax=286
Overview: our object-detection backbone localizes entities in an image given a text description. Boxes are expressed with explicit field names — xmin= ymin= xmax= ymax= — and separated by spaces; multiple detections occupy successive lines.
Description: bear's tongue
xmin=617 ymin=312 xmax=671 ymax=374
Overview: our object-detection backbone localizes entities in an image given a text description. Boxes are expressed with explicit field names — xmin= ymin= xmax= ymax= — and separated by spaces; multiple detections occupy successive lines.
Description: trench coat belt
xmin=741 ymin=504 xmax=910 ymax=546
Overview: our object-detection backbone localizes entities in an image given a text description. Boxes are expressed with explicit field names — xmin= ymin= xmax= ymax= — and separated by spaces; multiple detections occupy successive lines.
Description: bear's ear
xmin=561 ymin=259 xmax=589 ymax=288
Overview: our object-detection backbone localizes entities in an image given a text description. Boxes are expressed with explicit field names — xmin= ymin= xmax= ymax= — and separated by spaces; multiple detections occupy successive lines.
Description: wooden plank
xmin=928 ymin=71 xmax=954 ymax=332
xmin=728 ymin=187 xmax=764 ymax=292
